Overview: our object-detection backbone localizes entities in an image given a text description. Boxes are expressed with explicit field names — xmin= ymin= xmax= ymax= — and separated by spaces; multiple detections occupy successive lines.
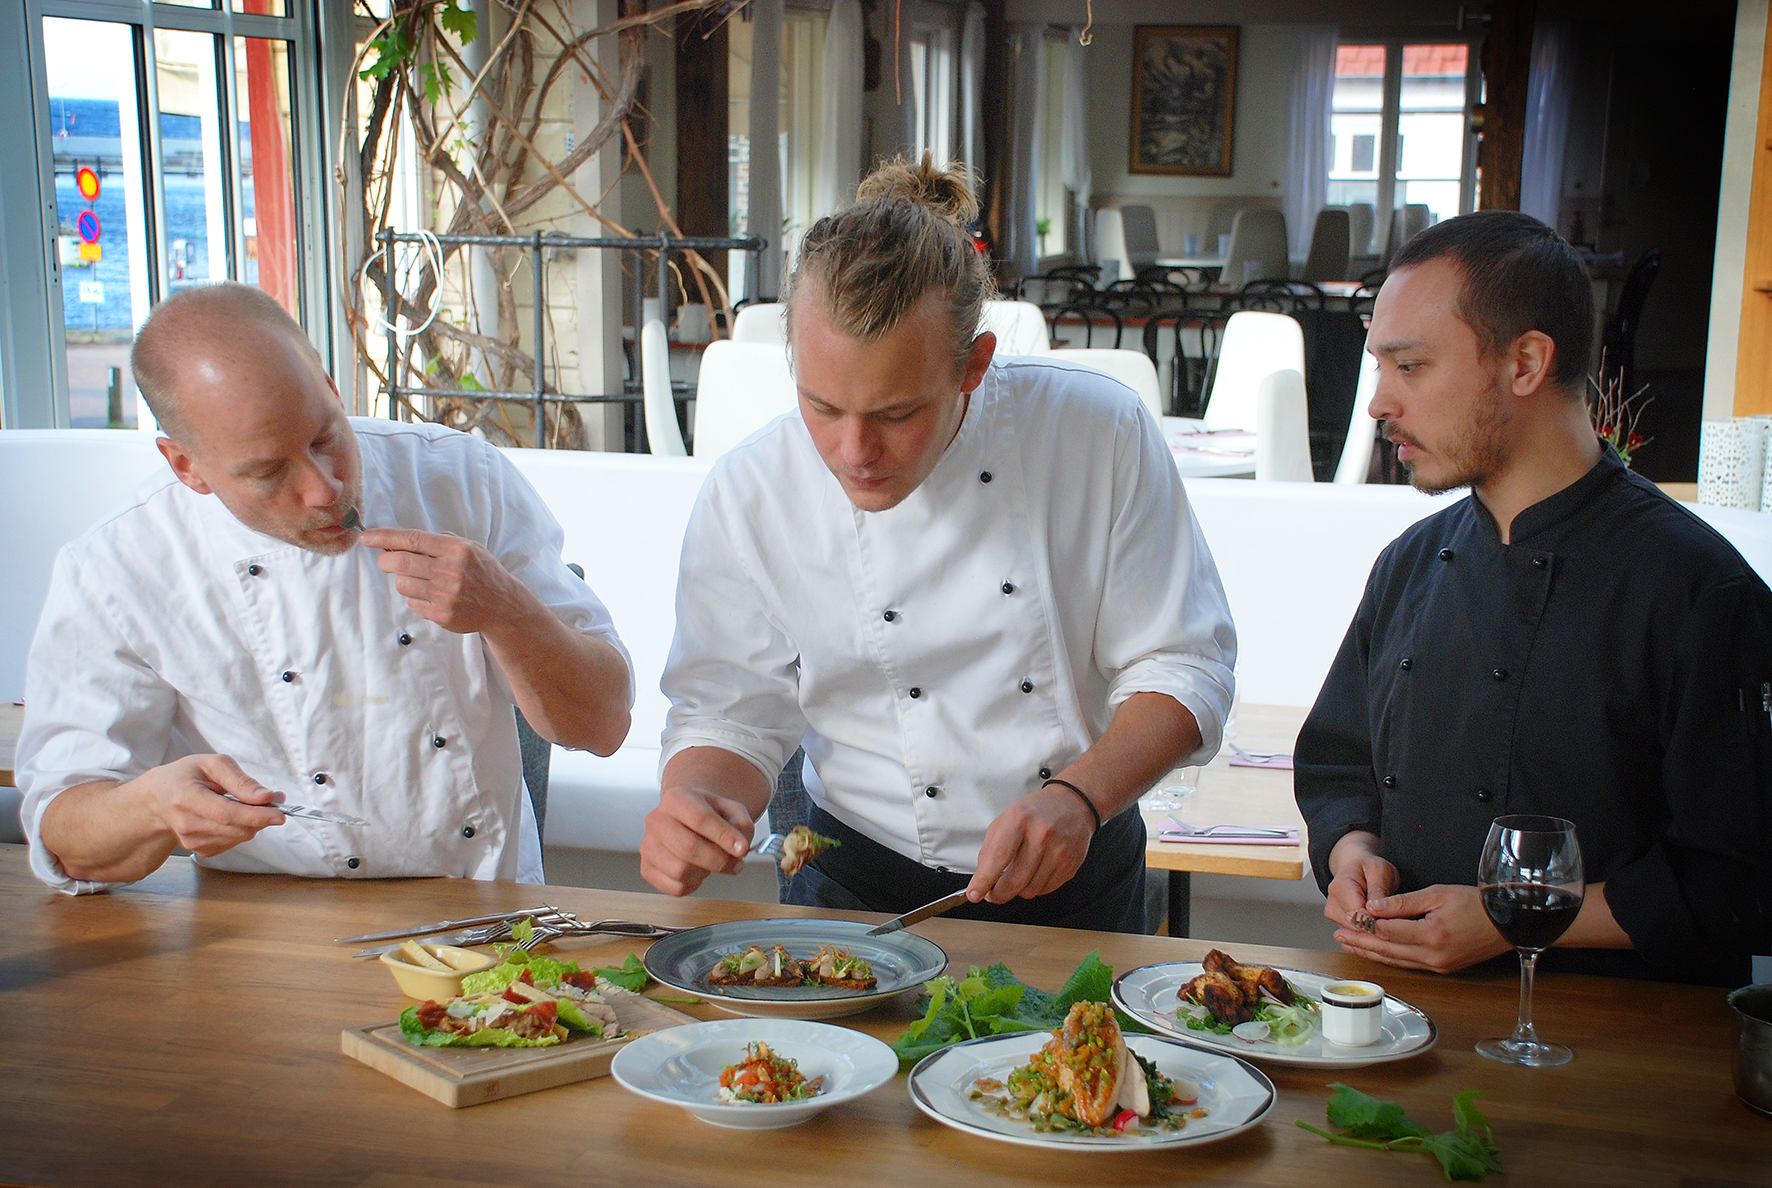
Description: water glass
xmin=1142 ymin=766 xmax=1200 ymax=811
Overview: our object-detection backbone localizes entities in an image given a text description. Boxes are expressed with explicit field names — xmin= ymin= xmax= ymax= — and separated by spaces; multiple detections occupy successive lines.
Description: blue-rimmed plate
xmin=908 ymin=1031 xmax=1275 ymax=1151
xmin=642 ymin=918 xmax=947 ymax=1019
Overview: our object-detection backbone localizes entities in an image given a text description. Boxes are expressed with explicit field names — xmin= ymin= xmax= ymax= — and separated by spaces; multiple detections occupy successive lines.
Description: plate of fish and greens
xmin=908 ymin=1001 xmax=1274 ymax=1151
xmin=642 ymin=918 xmax=947 ymax=1019
xmin=1111 ymin=949 xmax=1436 ymax=1069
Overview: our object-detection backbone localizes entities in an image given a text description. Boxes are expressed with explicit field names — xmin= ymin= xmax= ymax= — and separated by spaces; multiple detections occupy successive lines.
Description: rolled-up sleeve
xmin=1095 ymin=408 xmax=1237 ymax=764
xmin=1603 ymin=574 xmax=1772 ymax=972
xmin=658 ymin=474 xmax=808 ymax=784
xmin=17 ymin=549 xmax=165 ymax=895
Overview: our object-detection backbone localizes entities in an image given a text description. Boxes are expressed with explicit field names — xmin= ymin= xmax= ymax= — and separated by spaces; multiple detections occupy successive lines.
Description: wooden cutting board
xmin=341 ymin=984 xmax=697 ymax=1108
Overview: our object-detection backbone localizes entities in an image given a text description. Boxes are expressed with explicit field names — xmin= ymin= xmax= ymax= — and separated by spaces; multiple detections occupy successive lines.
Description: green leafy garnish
xmin=398 ymin=1005 xmax=562 ymax=1049
xmin=1297 ymin=1084 xmax=1504 ymax=1182
xmin=888 ymin=951 xmax=1147 ymax=1065
xmin=459 ymin=949 xmax=579 ymax=996
xmin=592 ymin=953 xmax=649 ymax=993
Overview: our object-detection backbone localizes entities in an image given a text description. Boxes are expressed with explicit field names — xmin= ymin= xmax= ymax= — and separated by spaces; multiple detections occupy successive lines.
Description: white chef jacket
xmin=661 ymin=356 xmax=1236 ymax=871
xmin=18 ymin=418 xmax=631 ymax=895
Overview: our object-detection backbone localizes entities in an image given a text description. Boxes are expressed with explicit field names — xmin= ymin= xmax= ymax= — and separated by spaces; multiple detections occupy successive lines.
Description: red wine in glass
xmin=1476 ymin=815 xmax=1585 ymax=1068
xmin=1481 ymin=883 xmax=1584 ymax=951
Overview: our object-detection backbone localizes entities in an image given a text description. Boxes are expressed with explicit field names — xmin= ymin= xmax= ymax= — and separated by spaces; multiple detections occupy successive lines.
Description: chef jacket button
xmin=1020 ymin=680 xmax=1034 ymax=693
xmin=924 ymin=786 xmax=939 ymax=798
xmin=398 ymin=632 xmax=413 ymax=646
xmin=247 ymin=564 xmax=262 ymax=576
xmin=1002 ymin=581 xmax=1015 ymax=595
xmin=1492 ymin=668 xmax=1508 ymax=682
xmin=1399 ymin=658 xmax=1412 ymax=671
xmin=346 ymin=857 xmax=360 ymax=869
xmin=1476 ymin=788 xmax=1493 ymax=803
xmin=432 ymin=736 xmax=447 ymax=749
xmin=1039 ymin=766 xmax=1052 ymax=780
xmin=1382 ymin=774 xmax=1397 ymax=788
xmin=462 ymin=825 xmax=476 ymax=838
xmin=313 ymin=772 xmax=327 ymax=785
xmin=909 ymin=687 xmax=923 ymax=699
xmin=979 ymin=470 xmax=993 ymax=483
xmin=1532 ymin=557 xmax=1547 ymax=570
xmin=1438 ymin=548 xmax=1454 ymax=562
xmin=883 ymin=610 xmax=897 ymax=622
xmin=281 ymin=670 xmax=296 ymax=683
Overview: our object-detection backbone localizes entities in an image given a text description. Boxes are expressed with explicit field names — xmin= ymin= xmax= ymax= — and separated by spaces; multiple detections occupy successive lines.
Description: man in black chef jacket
xmin=1294 ymin=211 xmax=1772 ymax=986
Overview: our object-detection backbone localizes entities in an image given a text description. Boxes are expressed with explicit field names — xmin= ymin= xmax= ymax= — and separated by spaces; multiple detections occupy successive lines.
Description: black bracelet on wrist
xmin=1043 ymin=778 xmax=1102 ymax=835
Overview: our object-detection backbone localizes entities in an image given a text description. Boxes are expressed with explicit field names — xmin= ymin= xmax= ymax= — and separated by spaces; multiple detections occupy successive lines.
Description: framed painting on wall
xmin=1128 ymin=25 xmax=1239 ymax=177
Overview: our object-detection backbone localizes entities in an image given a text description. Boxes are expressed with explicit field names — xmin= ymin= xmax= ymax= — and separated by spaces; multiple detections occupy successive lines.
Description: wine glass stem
xmin=1511 ymin=949 xmax=1541 ymax=1046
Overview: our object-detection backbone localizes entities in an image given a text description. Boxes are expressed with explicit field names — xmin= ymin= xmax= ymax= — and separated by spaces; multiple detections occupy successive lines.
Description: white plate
xmin=908 ymin=1031 xmax=1274 ymax=1151
xmin=609 ymin=1018 xmax=899 ymax=1130
xmin=1112 ymin=962 xmax=1437 ymax=1069
xmin=642 ymin=918 xmax=946 ymax=1019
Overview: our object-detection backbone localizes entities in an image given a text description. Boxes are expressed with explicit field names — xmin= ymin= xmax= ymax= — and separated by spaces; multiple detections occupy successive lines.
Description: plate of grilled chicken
xmin=1112 ymin=949 xmax=1436 ymax=1068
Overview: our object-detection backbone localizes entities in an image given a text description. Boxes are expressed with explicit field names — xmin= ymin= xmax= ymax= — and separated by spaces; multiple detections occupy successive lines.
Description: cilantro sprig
xmin=1297 ymin=1084 xmax=1503 ymax=1182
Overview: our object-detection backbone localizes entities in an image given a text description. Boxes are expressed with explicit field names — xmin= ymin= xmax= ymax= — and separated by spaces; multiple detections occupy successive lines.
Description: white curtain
xmin=1521 ymin=22 xmax=1573 ymax=232
xmin=814 ymin=0 xmax=865 ymax=216
xmin=748 ymin=0 xmax=783 ymax=298
xmin=1282 ymin=26 xmax=1338 ymax=261
xmin=1059 ymin=30 xmax=1092 ymax=257
xmin=1003 ymin=24 xmax=1044 ymax=278
xmin=959 ymin=2 xmax=986 ymax=181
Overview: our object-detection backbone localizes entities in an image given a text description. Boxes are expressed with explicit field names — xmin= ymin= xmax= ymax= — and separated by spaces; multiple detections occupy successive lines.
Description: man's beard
xmin=227 ymin=480 xmax=364 ymax=555
xmin=1390 ymin=378 xmax=1511 ymax=495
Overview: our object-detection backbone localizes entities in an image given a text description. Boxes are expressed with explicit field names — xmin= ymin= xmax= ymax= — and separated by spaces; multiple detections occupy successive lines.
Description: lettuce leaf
xmin=592 ymin=953 xmax=649 ymax=992
xmin=459 ymin=951 xmax=580 ymax=996
xmin=555 ymin=1000 xmax=602 ymax=1034
xmin=398 ymin=1004 xmax=563 ymax=1048
xmin=889 ymin=951 xmax=1143 ymax=1064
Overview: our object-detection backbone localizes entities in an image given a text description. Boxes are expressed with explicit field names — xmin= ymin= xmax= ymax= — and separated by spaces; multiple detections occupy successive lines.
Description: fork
xmin=1228 ymin=742 xmax=1291 ymax=763
xmin=750 ymin=832 xmax=789 ymax=862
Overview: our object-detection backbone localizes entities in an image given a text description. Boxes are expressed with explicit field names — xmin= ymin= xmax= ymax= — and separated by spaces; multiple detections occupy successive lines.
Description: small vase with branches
xmin=1588 ymin=352 xmax=1653 ymax=469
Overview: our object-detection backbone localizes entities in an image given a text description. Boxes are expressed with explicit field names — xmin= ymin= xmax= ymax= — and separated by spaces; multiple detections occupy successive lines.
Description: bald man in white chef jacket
xmin=639 ymin=160 xmax=1236 ymax=931
xmin=17 ymin=282 xmax=633 ymax=894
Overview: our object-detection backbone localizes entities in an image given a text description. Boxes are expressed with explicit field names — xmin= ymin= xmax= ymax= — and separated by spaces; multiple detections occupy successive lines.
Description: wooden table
xmin=0 ymin=847 xmax=1763 ymax=1186
xmin=0 ymin=702 xmax=20 ymax=787
xmin=1144 ymin=704 xmax=1307 ymax=935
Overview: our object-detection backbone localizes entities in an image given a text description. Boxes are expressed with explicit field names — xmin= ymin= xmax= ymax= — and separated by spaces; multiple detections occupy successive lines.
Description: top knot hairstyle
xmin=785 ymin=155 xmax=998 ymax=372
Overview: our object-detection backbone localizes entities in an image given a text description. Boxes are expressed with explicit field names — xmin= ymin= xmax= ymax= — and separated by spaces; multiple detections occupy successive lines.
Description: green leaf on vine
xmin=438 ymin=1 xmax=478 ymax=46
xmin=358 ymin=28 xmax=411 ymax=81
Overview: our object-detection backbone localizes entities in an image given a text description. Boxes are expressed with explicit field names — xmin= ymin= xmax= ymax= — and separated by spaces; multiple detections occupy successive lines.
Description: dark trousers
xmin=786 ymin=802 xmax=1147 ymax=934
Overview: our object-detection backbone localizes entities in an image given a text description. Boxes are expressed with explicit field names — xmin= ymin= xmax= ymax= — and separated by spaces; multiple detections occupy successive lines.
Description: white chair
xmin=1346 ymin=202 xmax=1376 ymax=258
xmin=1301 ymin=208 xmax=1351 ymax=284
xmin=1119 ymin=204 xmax=1161 ymax=272
xmin=979 ymin=300 xmax=1052 ymax=354
xmin=731 ymin=302 xmax=788 ymax=344
xmin=640 ymin=319 xmax=686 ymax=456
xmin=1054 ymin=348 xmax=1163 ymax=421
xmin=1221 ymin=208 xmax=1290 ymax=286
xmin=691 ymin=340 xmax=798 ymax=459
xmin=1334 ymin=348 xmax=1383 ymax=484
xmin=1201 ymin=310 xmax=1306 ymax=431
xmin=1255 ymin=369 xmax=1314 ymax=482
xmin=1093 ymin=207 xmax=1131 ymax=281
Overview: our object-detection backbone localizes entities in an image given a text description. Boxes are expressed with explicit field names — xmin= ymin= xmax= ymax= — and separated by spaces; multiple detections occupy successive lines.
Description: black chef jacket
xmin=1296 ymin=446 xmax=1772 ymax=986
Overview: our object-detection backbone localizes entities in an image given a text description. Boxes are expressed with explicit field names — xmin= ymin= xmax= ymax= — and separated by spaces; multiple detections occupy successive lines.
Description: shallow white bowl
xmin=609 ymin=1018 xmax=899 ymax=1129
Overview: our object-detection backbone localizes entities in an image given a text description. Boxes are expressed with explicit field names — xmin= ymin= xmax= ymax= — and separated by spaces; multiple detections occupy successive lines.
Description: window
xmin=778 ymin=10 xmax=826 ymax=277
xmin=909 ymin=25 xmax=954 ymax=166
xmin=19 ymin=0 xmax=320 ymax=430
xmin=1036 ymin=32 xmax=1067 ymax=259
xmin=1329 ymin=41 xmax=1475 ymax=257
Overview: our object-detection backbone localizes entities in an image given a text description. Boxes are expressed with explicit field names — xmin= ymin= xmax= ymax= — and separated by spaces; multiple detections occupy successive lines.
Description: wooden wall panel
xmin=1735 ymin=19 xmax=1772 ymax=414
xmin=675 ymin=10 xmax=729 ymax=282
xmin=1477 ymin=0 xmax=1536 ymax=211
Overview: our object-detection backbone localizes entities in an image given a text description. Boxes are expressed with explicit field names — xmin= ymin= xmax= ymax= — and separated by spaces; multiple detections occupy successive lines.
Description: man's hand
xmin=1323 ymin=831 xmax=1400 ymax=934
xmin=41 ymin=754 xmax=287 ymax=884
xmin=361 ymin=529 xmax=523 ymax=636
xmin=1332 ymin=883 xmax=1514 ymax=973
xmin=640 ymin=748 xmax=772 ymax=896
xmin=967 ymin=784 xmax=1096 ymax=904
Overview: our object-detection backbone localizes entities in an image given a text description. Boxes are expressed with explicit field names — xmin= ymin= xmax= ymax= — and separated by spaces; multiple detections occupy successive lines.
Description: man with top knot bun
xmin=640 ymin=157 xmax=1236 ymax=930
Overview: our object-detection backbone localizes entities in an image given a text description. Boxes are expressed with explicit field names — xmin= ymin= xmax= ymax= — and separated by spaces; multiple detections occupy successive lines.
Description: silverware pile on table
xmin=337 ymin=904 xmax=683 ymax=959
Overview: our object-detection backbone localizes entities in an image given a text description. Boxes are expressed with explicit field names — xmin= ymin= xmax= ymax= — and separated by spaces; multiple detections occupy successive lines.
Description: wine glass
xmin=1476 ymin=814 xmax=1585 ymax=1067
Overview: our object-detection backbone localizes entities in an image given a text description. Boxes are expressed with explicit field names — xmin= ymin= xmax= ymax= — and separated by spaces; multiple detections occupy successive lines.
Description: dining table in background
xmin=0 ymin=701 xmax=20 ymax=788
xmin=0 ymin=845 xmax=1762 ymax=1186
xmin=1143 ymin=703 xmax=1307 ymax=935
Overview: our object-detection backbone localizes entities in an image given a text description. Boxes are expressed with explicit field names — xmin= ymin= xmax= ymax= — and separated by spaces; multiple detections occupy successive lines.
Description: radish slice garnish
xmin=1232 ymin=1020 xmax=1270 ymax=1042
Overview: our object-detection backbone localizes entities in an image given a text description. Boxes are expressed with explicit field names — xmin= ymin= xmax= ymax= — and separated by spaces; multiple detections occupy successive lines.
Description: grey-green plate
xmin=642 ymin=918 xmax=947 ymax=1019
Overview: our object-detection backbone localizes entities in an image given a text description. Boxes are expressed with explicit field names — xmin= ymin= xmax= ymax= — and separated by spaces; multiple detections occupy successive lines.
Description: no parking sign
xmin=75 ymin=210 xmax=100 ymax=244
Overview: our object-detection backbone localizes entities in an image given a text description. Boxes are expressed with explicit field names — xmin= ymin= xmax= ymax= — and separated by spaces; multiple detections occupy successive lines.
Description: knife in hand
xmin=865 ymin=889 xmax=972 ymax=937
